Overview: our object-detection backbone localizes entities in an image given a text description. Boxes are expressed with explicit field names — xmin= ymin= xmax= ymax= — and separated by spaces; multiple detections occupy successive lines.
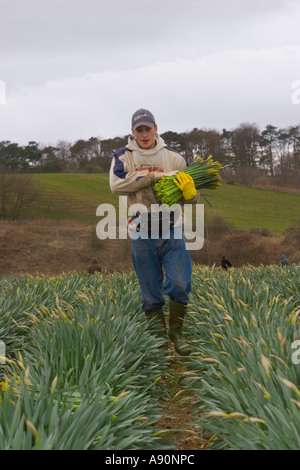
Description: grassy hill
xmin=25 ymin=173 xmax=300 ymax=234
xmin=26 ymin=173 xmax=118 ymax=222
xmin=202 ymin=183 xmax=300 ymax=233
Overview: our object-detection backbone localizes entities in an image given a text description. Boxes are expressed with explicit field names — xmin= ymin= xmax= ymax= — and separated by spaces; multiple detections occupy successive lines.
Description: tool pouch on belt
xmin=130 ymin=211 xmax=175 ymax=237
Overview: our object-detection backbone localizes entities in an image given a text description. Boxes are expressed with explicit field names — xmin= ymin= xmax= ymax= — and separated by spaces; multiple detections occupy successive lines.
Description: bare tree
xmin=231 ymin=123 xmax=260 ymax=170
xmin=0 ymin=171 xmax=37 ymax=219
xmin=259 ymin=125 xmax=278 ymax=177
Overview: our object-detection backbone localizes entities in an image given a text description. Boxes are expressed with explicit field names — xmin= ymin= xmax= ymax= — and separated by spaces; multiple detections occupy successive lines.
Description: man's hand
xmin=149 ymin=171 xmax=162 ymax=184
xmin=149 ymin=170 xmax=178 ymax=184
xmin=173 ymin=172 xmax=197 ymax=200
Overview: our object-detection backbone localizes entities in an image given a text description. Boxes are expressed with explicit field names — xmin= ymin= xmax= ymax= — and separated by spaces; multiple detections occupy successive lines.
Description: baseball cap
xmin=131 ymin=108 xmax=156 ymax=130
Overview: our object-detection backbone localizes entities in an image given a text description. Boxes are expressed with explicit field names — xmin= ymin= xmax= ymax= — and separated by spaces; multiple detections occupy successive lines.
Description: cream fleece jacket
xmin=109 ymin=135 xmax=198 ymax=212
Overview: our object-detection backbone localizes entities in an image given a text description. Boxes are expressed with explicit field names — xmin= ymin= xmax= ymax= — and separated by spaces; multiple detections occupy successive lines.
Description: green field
xmin=1 ymin=265 xmax=299 ymax=449
xmin=188 ymin=264 xmax=300 ymax=450
xmin=27 ymin=173 xmax=117 ymax=222
xmin=24 ymin=173 xmax=300 ymax=233
xmin=205 ymin=183 xmax=300 ymax=233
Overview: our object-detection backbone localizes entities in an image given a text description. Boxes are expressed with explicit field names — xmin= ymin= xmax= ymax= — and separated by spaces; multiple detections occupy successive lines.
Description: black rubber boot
xmin=168 ymin=299 xmax=192 ymax=356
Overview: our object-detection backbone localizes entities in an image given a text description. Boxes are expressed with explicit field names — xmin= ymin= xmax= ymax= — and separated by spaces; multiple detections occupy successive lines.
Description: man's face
xmin=132 ymin=125 xmax=158 ymax=149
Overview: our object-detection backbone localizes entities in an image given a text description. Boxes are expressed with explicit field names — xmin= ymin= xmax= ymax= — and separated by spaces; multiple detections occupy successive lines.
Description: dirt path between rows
xmin=157 ymin=355 xmax=210 ymax=450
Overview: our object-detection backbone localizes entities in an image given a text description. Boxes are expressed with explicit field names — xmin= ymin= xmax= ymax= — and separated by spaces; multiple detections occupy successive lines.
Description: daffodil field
xmin=186 ymin=265 xmax=300 ymax=449
xmin=0 ymin=265 xmax=300 ymax=450
xmin=0 ymin=273 xmax=170 ymax=450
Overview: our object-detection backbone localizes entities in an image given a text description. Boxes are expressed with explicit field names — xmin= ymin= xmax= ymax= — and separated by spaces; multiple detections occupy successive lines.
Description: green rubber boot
xmin=168 ymin=299 xmax=192 ymax=356
xmin=145 ymin=309 xmax=168 ymax=348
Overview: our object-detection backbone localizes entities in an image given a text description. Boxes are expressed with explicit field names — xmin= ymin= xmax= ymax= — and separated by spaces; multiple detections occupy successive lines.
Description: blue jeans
xmin=131 ymin=229 xmax=192 ymax=312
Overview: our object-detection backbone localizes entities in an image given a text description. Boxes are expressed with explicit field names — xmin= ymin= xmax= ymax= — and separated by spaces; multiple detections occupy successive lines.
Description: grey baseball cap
xmin=131 ymin=108 xmax=156 ymax=130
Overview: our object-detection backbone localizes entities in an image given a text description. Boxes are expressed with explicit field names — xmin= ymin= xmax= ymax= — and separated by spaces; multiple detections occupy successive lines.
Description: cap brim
xmin=132 ymin=121 xmax=155 ymax=130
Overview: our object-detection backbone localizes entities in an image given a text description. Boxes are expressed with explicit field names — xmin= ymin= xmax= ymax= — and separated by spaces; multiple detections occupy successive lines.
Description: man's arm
xmin=110 ymin=148 xmax=181 ymax=196
xmin=109 ymin=149 xmax=155 ymax=195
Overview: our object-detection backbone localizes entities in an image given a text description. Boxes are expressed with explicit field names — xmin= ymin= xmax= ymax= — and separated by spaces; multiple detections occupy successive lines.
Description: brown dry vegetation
xmin=0 ymin=218 xmax=132 ymax=276
xmin=0 ymin=217 xmax=298 ymax=277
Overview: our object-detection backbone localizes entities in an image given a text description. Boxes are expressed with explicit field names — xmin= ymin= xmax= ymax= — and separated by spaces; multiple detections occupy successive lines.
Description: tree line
xmin=1 ymin=122 xmax=300 ymax=187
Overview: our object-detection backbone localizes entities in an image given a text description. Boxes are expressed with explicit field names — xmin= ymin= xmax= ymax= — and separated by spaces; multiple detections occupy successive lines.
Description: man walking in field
xmin=109 ymin=108 xmax=199 ymax=356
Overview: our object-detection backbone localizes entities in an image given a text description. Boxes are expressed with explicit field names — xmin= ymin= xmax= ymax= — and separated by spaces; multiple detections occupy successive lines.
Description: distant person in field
xmin=87 ymin=257 xmax=102 ymax=274
xmin=221 ymin=256 xmax=232 ymax=270
xmin=109 ymin=108 xmax=199 ymax=356
xmin=279 ymin=254 xmax=290 ymax=266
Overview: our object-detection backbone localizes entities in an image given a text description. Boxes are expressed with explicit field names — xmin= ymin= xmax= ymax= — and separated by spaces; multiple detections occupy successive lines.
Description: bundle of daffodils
xmin=154 ymin=155 xmax=225 ymax=207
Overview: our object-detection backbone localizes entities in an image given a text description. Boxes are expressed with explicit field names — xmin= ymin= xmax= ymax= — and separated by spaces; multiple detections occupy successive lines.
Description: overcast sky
xmin=0 ymin=0 xmax=300 ymax=146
